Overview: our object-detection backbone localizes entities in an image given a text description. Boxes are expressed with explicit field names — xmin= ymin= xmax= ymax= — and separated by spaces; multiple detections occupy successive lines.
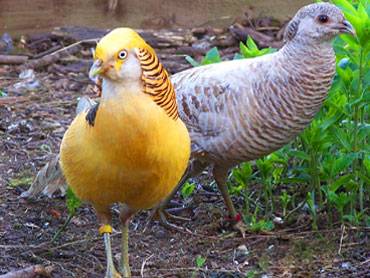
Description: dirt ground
xmin=0 ymin=23 xmax=369 ymax=278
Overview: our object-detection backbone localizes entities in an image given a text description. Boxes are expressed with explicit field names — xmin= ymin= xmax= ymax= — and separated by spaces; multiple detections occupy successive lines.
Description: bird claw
xmin=104 ymin=270 xmax=123 ymax=278
xmin=144 ymin=205 xmax=190 ymax=233
xmin=232 ymin=220 xmax=247 ymax=238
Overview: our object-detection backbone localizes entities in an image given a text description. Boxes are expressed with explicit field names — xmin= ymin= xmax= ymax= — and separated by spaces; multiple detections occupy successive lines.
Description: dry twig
xmin=0 ymin=265 xmax=55 ymax=278
xmin=0 ymin=55 xmax=28 ymax=64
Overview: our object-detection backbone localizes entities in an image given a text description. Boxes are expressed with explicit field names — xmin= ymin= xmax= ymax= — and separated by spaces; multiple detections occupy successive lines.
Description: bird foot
xmin=232 ymin=220 xmax=247 ymax=238
xmin=118 ymin=267 xmax=131 ymax=278
xmin=104 ymin=269 xmax=122 ymax=278
xmin=144 ymin=205 xmax=190 ymax=233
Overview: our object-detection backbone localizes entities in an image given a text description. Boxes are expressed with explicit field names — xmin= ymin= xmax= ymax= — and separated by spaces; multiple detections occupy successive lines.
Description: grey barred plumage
xmin=153 ymin=2 xmax=355 ymax=234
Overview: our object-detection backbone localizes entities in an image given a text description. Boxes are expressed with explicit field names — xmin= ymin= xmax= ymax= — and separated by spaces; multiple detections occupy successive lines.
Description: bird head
xmin=284 ymin=3 xmax=355 ymax=43
xmin=89 ymin=28 xmax=155 ymax=82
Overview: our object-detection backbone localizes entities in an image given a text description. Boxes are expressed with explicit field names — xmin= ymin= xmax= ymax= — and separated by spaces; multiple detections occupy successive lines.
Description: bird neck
xmin=282 ymin=37 xmax=335 ymax=63
xmin=100 ymin=78 xmax=142 ymax=102
xmin=265 ymin=37 xmax=336 ymax=125
xmin=279 ymin=38 xmax=336 ymax=103
xmin=136 ymin=48 xmax=179 ymax=120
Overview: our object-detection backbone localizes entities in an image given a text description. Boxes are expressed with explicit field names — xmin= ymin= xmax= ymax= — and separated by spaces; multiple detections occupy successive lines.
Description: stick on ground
xmin=0 ymin=265 xmax=55 ymax=278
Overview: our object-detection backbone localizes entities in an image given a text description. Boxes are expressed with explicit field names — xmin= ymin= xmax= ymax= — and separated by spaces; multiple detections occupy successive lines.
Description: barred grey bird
xmin=24 ymin=2 xmax=355 ymax=235
xmin=151 ymin=2 xmax=355 ymax=234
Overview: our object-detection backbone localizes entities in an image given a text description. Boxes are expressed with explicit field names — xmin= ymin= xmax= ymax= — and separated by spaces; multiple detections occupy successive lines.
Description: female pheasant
xmin=153 ymin=2 xmax=355 ymax=234
xmin=60 ymin=28 xmax=190 ymax=277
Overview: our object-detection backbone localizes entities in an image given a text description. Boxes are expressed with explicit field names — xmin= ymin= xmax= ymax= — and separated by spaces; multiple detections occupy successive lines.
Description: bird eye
xmin=118 ymin=50 xmax=127 ymax=60
xmin=318 ymin=14 xmax=329 ymax=23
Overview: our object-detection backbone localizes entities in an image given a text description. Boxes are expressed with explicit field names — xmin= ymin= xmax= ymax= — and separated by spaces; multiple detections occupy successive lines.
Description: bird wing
xmin=172 ymin=59 xmax=257 ymax=159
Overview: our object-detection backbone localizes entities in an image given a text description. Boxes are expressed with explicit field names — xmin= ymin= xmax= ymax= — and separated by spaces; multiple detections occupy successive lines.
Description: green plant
xmin=191 ymin=255 xmax=206 ymax=278
xmin=235 ymin=36 xmax=276 ymax=59
xmin=280 ymin=191 xmax=291 ymax=217
xmin=184 ymin=0 xmax=370 ymax=230
xmin=307 ymin=192 xmax=318 ymax=230
xmin=185 ymin=47 xmax=222 ymax=67
xmin=332 ymin=0 xmax=370 ymax=214
xmin=232 ymin=162 xmax=253 ymax=214
xmin=245 ymin=269 xmax=258 ymax=278
xmin=182 ymin=182 xmax=195 ymax=199
xmin=185 ymin=35 xmax=276 ymax=67
xmin=51 ymin=187 xmax=82 ymax=243
xmin=40 ymin=144 xmax=52 ymax=153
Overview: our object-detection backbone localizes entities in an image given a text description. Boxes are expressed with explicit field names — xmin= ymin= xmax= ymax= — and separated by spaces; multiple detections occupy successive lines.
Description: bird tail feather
xmin=21 ymin=96 xmax=96 ymax=199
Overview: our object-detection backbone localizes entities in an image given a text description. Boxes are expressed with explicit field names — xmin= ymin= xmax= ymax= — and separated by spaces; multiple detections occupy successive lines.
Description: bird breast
xmin=60 ymin=92 xmax=190 ymax=211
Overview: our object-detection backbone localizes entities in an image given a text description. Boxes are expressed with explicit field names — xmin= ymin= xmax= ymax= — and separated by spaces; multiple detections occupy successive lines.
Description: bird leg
xmin=146 ymin=168 xmax=191 ymax=232
xmin=97 ymin=210 xmax=122 ymax=278
xmin=102 ymin=227 xmax=122 ymax=278
xmin=119 ymin=205 xmax=135 ymax=278
xmin=146 ymin=160 xmax=208 ymax=231
xmin=213 ymin=165 xmax=246 ymax=238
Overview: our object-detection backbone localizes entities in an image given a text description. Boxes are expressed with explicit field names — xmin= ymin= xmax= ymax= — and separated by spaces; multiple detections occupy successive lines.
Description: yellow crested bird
xmin=59 ymin=28 xmax=190 ymax=278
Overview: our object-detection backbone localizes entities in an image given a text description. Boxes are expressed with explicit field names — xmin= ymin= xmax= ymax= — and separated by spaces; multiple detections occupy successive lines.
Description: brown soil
xmin=0 ymin=22 xmax=369 ymax=278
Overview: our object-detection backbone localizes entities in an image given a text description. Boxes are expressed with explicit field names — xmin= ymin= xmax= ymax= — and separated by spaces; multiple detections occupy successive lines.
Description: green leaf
xmin=357 ymin=125 xmax=370 ymax=142
xmin=200 ymin=47 xmax=222 ymax=65
xmin=331 ymin=154 xmax=357 ymax=177
xmin=349 ymin=74 xmax=360 ymax=96
xmin=329 ymin=126 xmax=352 ymax=152
xmin=240 ymin=41 xmax=252 ymax=58
xmin=246 ymin=35 xmax=258 ymax=51
xmin=66 ymin=187 xmax=82 ymax=213
xmin=335 ymin=0 xmax=358 ymax=15
xmin=241 ymin=162 xmax=253 ymax=178
xmin=287 ymin=150 xmax=311 ymax=161
xmin=319 ymin=111 xmax=343 ymax=131
xmin=273 ymin=166 xmax=284 ymax=184
xmin=331 ymin=174 xmax=355 ymax=192
xmin=196 ymin=256 xmax=206 ymax=268
xmin=184 ymin=55 xmax=199 ymax=67
xmin=328 ymin=191 xmax=340 ymax=206
xmin=233 ymin=53 xmax=243 ymax=60
xmin=280 ymin=191 xmax=290 ymax=204
xmin=358 ymin=3 xmax=369 ymax=22
xmin=256 ymin=158 xmax=274 ymax=180
xmin=363 ymin=155 xmax=370 ymax=175
xmin=182 ymin=182 xmax=195 ymax=199
xmin=279 ymin=177 xmax=309 ymax=184
xmin=357 ymin=171 xmax=370 ymax=185
xmin=248 ymin=219 xmax=274 ymax=232
xmin=362 ymin=67 xmax=370 ymax=87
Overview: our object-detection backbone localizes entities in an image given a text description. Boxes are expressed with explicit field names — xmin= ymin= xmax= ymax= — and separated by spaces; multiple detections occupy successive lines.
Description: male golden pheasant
xmin=60 ymin=28 xmax=190 ymax=277
xmin=24 ymin=3 xmax=354 ymax=235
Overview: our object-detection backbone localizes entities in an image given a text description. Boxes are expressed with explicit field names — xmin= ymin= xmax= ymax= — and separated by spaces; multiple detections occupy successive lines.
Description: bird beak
xmin=341 ymin=20 xmax=356 ymax=36
xmin=89 ymin=59 xmax=104 ymax=79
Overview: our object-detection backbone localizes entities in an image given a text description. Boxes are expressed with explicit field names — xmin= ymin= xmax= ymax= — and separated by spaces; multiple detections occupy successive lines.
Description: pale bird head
xmin=284 ymin=2 xmax=355 ymax=42
xmin=89 ymin=28 xmax=155 ymax=82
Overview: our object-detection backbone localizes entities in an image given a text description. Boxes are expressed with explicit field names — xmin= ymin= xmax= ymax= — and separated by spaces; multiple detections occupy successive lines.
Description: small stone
xmin=237 ymin=244 xmax=248 ymax=253
xmin=155 ymin=230 xmax=166 ymax=239
xmin=341 ymin=262 xmax=350 ymax=269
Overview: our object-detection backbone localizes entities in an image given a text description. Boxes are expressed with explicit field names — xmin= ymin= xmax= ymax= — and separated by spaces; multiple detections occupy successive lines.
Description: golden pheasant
xmin=59 ymin=28 xmax=190 ymax=277
xmin=152 ymin=2 xmax=355 ymax=234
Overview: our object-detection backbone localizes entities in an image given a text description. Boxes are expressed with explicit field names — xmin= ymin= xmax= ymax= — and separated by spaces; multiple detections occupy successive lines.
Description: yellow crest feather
xmin=94 ymin=28 xmax=155 ymax=62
